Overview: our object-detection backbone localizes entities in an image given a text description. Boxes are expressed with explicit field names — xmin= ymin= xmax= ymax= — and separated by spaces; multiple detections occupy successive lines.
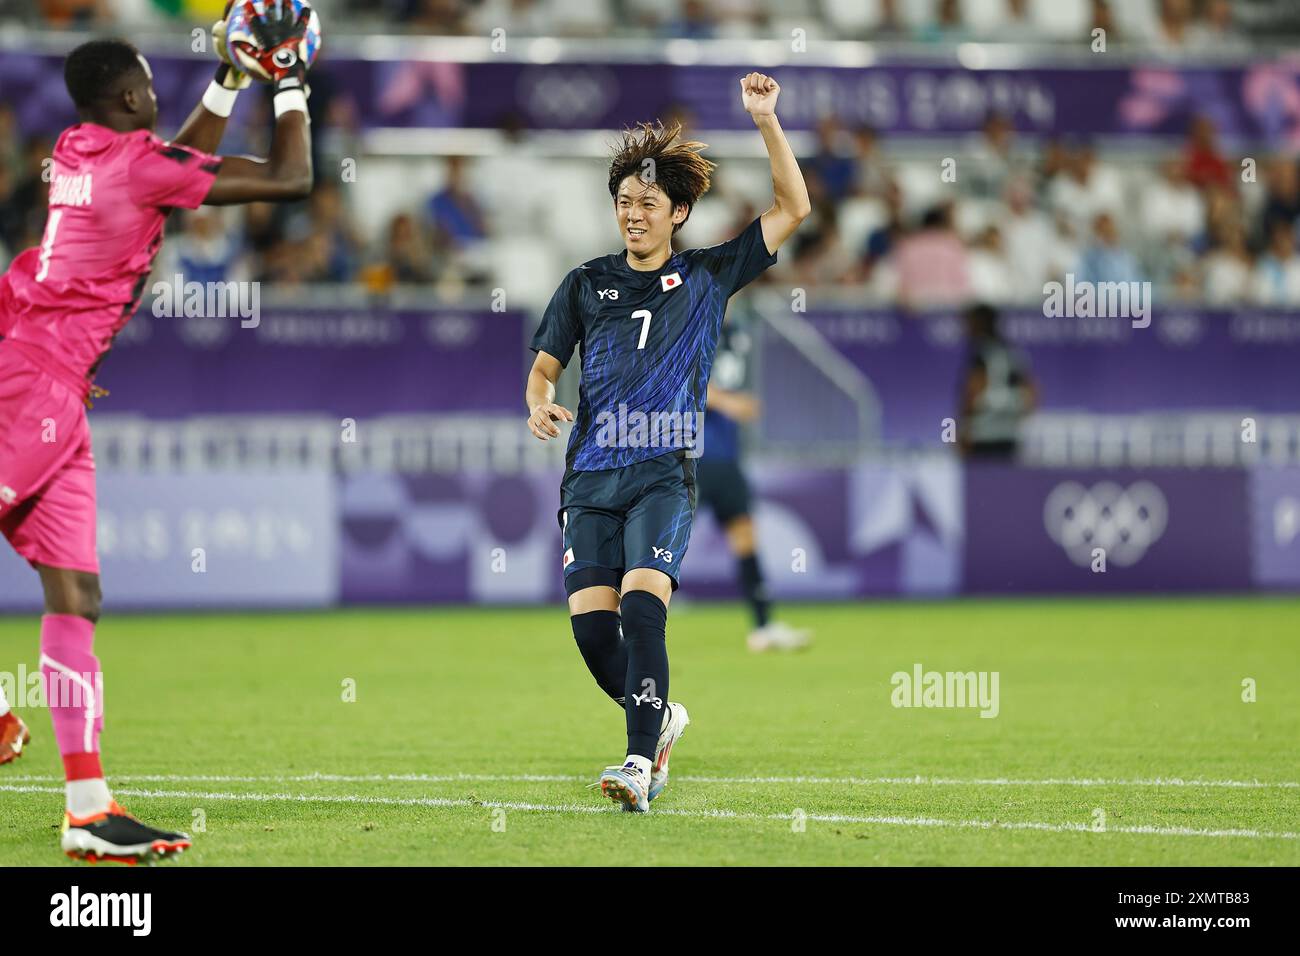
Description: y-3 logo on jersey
xmin=652 ymin=546 xmax=674 ymax=564
xmin=597 ymin=289 xmax=620 ymax=300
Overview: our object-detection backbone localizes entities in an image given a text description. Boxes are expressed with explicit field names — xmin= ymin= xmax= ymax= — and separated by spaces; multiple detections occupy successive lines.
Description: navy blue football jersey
xmin=530 ymin=216 xmax=776 ymax=471
xmin=700 ymin=319 xmax=756 ymax=462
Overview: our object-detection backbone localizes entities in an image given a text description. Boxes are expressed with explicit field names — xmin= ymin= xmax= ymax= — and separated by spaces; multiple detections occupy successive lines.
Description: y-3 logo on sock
xmin=632 ymin=678 xmax=663 ymax=710
xmin=651 ymin=547 xmax=673 ymax=564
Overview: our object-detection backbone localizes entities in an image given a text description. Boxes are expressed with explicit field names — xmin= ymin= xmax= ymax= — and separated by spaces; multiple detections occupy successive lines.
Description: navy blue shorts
xmin=559 ymin=449 xmax=697 ymax=595
xmin=695 ymin=457 xmax=753 ymax=526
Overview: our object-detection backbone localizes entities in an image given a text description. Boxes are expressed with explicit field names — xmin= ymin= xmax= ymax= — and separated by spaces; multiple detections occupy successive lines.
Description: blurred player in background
xmin=0 ymin=1 xmax=318 ymax=862
xmin=701 ymin=320 xmax=810 ymax=652
xmin=958 ymin=302 xmax=1038 ymax=460
xmin=525 ymin=73 xmax=810 ymax=812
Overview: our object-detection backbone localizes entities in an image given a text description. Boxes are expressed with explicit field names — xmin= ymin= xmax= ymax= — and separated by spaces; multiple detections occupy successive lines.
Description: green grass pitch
xmin=1 ymin=597 xmax=1296 ymax=866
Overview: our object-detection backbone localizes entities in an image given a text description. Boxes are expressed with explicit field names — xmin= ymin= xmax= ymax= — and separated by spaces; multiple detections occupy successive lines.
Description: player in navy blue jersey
xmin=701 ymin=319 xmax=811 ymax=652
xmin=524 ymin=73 xmax=810 ymax=812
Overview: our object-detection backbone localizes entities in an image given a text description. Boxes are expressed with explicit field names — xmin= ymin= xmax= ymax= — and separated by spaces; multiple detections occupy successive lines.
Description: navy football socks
xmin=620 ymin=590 xmax=669 ymax=762
xmin=738 ymin=553 xmax=771 ymax=628
xmin=570 ymin=610 xmax=627 ymax=706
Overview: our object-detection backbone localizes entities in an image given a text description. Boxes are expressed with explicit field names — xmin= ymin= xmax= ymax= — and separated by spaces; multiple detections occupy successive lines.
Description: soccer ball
xmin=225 ymin=0 xmax=322 ymax=83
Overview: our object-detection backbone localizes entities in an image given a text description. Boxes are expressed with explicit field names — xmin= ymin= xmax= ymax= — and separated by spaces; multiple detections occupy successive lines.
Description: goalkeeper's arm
xmin=202 ymin=85 xmax=313 ymax=205
xmin=172 ymin=1 xmax=250 ymax=154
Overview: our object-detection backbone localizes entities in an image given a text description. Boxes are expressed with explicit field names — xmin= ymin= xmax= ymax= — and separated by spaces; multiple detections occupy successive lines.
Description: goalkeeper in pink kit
xmin=0 ymin=1 xmax=319 ymax=862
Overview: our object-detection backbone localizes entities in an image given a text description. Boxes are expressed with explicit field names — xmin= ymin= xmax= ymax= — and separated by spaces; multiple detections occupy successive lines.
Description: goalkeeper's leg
xmin=37 ymin=566 xmax=193 ymax=863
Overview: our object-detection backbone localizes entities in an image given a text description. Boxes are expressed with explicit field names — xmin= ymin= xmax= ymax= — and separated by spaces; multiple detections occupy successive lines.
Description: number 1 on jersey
xmin=633 ymin=309 xmax=652 ymax=350
xmin=35 ymin=209 xmax=63 ymax=283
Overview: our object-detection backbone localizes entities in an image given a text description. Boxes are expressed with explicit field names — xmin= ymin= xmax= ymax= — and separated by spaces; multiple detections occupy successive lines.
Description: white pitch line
xmin=685 ymin=774 xmax=1300 ymax=790
xmin=3 ymin=772 xmax=1298 ymax=789
xmin=1 ymin=784 xmax=1295 ymax=841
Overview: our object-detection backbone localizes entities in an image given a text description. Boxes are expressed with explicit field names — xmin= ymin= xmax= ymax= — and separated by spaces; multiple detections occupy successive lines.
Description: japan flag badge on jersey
xmin=660 ymin=272 xmax=682 ymax=292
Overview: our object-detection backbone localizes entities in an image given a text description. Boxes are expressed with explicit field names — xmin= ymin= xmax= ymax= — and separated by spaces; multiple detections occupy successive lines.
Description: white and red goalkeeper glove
xmin=212 ymin=1 xmax=251 ymax=92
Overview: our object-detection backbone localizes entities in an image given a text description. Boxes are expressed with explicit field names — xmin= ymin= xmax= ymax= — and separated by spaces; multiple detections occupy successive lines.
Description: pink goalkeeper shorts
xmin=0 ymin=343 xmax=99 ymax=574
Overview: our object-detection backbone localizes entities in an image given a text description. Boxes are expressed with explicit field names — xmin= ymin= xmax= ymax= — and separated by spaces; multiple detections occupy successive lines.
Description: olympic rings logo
xmin=1043 ymin=481 xmax=1168 ymax=567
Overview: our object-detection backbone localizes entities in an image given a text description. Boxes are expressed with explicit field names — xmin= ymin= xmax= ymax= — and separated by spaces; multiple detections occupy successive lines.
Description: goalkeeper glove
xmin=203 ymin=2 xmax=249 ymax=118
xmin=213 ymin=4 xmax=251 ymax=92
xmin=245 ymin=0 xmax=315 ymax=91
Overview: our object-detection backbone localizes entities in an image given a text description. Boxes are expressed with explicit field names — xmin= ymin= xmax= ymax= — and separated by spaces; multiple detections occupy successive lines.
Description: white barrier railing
xmin=1020 ymin=413 xmax=1300 ymax=468
xmin=90 ymin=414 xmax=565 ymax=475
xmin=88 ymin=411 xmax=1300 ymax=474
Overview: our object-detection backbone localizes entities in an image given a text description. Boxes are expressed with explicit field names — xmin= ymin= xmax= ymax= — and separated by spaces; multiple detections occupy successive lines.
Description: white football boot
xmin=746 ymin=621 xmax=812 ymax=653
xmin=648 ymin=701 xmax=690 ymax=802
xmin=599 ymin=761 xmax=652 ymax=813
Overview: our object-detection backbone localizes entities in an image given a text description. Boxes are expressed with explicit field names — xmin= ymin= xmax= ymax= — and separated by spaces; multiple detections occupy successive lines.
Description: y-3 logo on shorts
xmin=0 ymin=485 xmax=15 ymax=507
xmin=651 ymin=546 xmax=673 ymax=564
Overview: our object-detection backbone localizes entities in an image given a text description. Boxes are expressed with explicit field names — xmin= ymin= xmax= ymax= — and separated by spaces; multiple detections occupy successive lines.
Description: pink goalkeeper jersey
xmin=0 ymin=123 xmax=221 ymax=397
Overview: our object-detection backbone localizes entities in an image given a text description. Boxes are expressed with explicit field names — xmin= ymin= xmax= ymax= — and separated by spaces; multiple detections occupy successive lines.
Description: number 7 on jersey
xmin=633 ymin=309 xmax=652 ymax=350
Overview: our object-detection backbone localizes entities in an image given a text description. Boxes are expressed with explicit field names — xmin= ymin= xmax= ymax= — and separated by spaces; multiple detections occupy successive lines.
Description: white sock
xmin=66 ymin=778 xmax=113 ymax=817
xmin=0 ymin=682 xmax=10 ymax=717
xmin=624 ymin=755 xmax=652 ymax=778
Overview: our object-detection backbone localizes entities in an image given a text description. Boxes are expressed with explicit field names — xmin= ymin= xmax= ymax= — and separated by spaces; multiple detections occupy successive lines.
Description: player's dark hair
xmin=608 ymin=120 xmax=716 ymax=234
xmin=966 ymin=302 xmax=1000 ymax=339
xmin=64 ymin=39 xmax=147 ymax=109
